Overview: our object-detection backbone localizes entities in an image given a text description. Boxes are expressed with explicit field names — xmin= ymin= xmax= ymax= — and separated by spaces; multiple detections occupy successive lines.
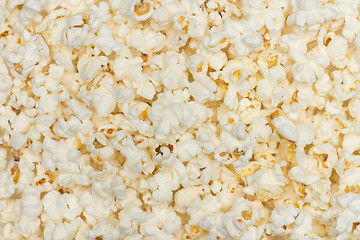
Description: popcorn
xmin=57 ymin=193 xmax=82 ymax=221
xmin=20 ymin=186 xmax=43 ymax=220
xmin=221 ymin=58 xmax=259 ymax=84
xmin=209 ymin=51 xmax=228 ymax=71
xmin=0 ymin=170 xmax=16 ymax=199
xmin=176 ymin=135 xmax=202 ymax=162
xmin=128 ymin=28 xmax=166 ymax=54
xmin=174 ymin=187 xmax=200 ymax=213
xmin=224 ymin=18 xmax=263 ymax=57
xmin=18 ymin=0 xmax=47 ymax=25
xmin=10 ymin=133 xmax=28 ymax=150
xmin=0 ymin=75 xmax=12 ymax=105
xmin=1 ymin=0 xmax=360 ymax=239
xmin=42 ymin=137 xmax=81 ymax=173
xmin=119 ymin=0 xmax=154 ymax=21
xmin=80 ymin=190 xmax=116 ymax=226
xmin=151 ymin=51 xmax=188 ymax=90
xmin=90 ymin=85 xmax=116 ymax=117
xmin=326 ymin=35 xmax=348 ymax=68
xmin=269 ymin=203 xmax=300 ymax=236
xmin=148 ymin=89 xmax=210 ymax=140
xmin=272 ymin=116 xmax=299 ymax=142
xmin=94 ymin=25 xmax=121 ymax=55
xmin=203 ymin=27 xmax=229 ymax=52
xmin=244 ymin=165 xmax=288 ymax=201
xmin=77 ymin=56 xmax=107 ymax=82
xmin=328 ymin=193 xmax=360 ymax=239
xmin=85 ymin=218 xmax=120 ymax=239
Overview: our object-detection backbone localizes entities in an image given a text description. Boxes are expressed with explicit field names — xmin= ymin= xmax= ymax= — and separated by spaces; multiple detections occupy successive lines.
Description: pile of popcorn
xmin=2 ymin=0 xmax=360 ymax=239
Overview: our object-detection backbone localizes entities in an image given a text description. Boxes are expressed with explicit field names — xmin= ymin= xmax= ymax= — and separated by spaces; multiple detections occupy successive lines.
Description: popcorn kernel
xmin=190 ymin=226 xmax=199 ymax=234
xmin=134 ymin=2 xmax=151 ymax=16
xmin=232 ymin=69 xmax=242 ymax=82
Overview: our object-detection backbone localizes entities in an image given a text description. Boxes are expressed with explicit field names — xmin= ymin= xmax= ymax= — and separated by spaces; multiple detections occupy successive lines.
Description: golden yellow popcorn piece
xmin=240 ymin=164 xmax=260 ymax=179
xmin=55 ymin=15 xmax=65 ymax=20
xmin=220 ymin=38 xmax=227 ymax=44
xmin=11 ymin=165 xmax=20 ymax=184
xmin=344 ymin=160 xmax=352 ymax=171
xmin=287 ymin=201 xmax=299 ymax=208
xmin=214 ymin=79 xmax=228 ymax=97
xmin=196 ymin=63 xmax=203 ymax=73
xmin=334 ymin=118 xmax=345 ymax=130
xmin=36 ymin=178 xmax=47 ymax=186
xmin=178 ymin=16 xmax=185 ymax=24
xmin=140 ymin=107 xmax=149 ymax=121
xmin=82 ymin=13 xmax=89 ymax=25
xmin=182 ymin=25 xmax=188 ymax=34
xmin=94 ymin=157 xmax=104 ymax=165
xmin=93 ymin=139 xmax=104 ymax=149
xmin=14 ymin=63 xmax=23 ymax=74
xmin=134 ymin=1 xmax=151 ymax=16
xmin=96 ymin=173 xmax=106 ymax=180
xmin=190 ymin=226 xmax=199 ymax=234
xmin=141 ymin=53 xmax=149 ymax=63
xmin=258 ymin=188 xmax=282 ymax=200
xmin=58 ymin=188 xmax=71 ymax=194
xmin=0 ymin=30 xmax=9 ymax=38
xmin=12 ymin=149 xmax=23 ymax=162
xmin=286 ymin=143 xmax=296 ymax=164
xmin=232 ymin=69 xmax=242 ymax=82
xmin=73 ymin=138 xmax=82 ymax=149
xmin=270 ymin=110 xmax=280 ymax=119
xmin=242 ymin=210 xmax=252 ymax=220
xmin=293 ymin=181 xmax=306 ymax=196
xmin=344 ymin=185 xmax=360 ymax=193
xmin=45 ymin=171 xmax=56 ymax=184
xmin=225 ymin=164 xmax=237 ymax=174
xmin=177 ymin=15 xmax=189 ymax=34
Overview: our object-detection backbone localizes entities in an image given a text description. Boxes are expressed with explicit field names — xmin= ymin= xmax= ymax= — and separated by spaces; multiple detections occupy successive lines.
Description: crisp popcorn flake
xmin=0 ymin=0 xmax=359 ymax=239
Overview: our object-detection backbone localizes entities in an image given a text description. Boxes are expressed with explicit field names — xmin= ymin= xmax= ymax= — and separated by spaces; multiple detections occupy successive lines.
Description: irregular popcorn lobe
xmin=1 ymin=0 xmax=360 ymax=239
xmin=134 ymin=1 xmax=151 ymax=16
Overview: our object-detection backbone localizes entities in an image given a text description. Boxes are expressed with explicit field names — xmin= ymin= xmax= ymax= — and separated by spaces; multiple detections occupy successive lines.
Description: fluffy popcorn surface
xmin=1 ymin=0 xmax=360 ymax=239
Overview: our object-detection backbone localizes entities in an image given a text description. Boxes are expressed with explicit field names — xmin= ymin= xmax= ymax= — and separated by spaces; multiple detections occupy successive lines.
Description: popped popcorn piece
xmin=272 ymin=116 xmax=299 ymax=142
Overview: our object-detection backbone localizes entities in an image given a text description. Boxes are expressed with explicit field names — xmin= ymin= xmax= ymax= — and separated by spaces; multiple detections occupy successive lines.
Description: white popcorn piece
xmin=209 ymin=51 xmax=228 ymax=71
xmin=151 ymin=51 xmax=189 ymax=90
xmin=77 ymin=56 xmax=107 ymax=82
xmin=221 ymin=58 xmax=259 ymax=84
xmin=224 ymin=18 xmax=263 ymax=57
xmin=94 ymin=25 xmax=121 ymax=55
xmin=10 ymin=133 xmax=28 ymax=150
xmin=0 ymin=75 xmax=12 ymax=105
xmin=272 ymin=116 xmax=299 ymax=142
xmin=0 ymin=170 xmax=16 ymax=199
xmin=90 ymin=85 xmax=116 ymax=117
xmin=326 ymin=35 xmax=348 ymax=68
xmin=128 ymin=28 xmax=166 ymax=54
xmin=18 ymin=0 xmax=47 ymax=25
xmin=245 ymin=165 xmax=287 ymax=200
xmin=44 ymin=222 xmax=76 ymax=240
xmin=20 ymin=186 xmax=43 ymax=220
xmin=269 ymin=203 xmax=300 ymax=236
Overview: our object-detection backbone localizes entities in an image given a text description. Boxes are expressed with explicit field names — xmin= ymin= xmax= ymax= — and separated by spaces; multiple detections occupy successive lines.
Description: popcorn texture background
xmin=0 ymin=0 xmax=360 ymax=239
